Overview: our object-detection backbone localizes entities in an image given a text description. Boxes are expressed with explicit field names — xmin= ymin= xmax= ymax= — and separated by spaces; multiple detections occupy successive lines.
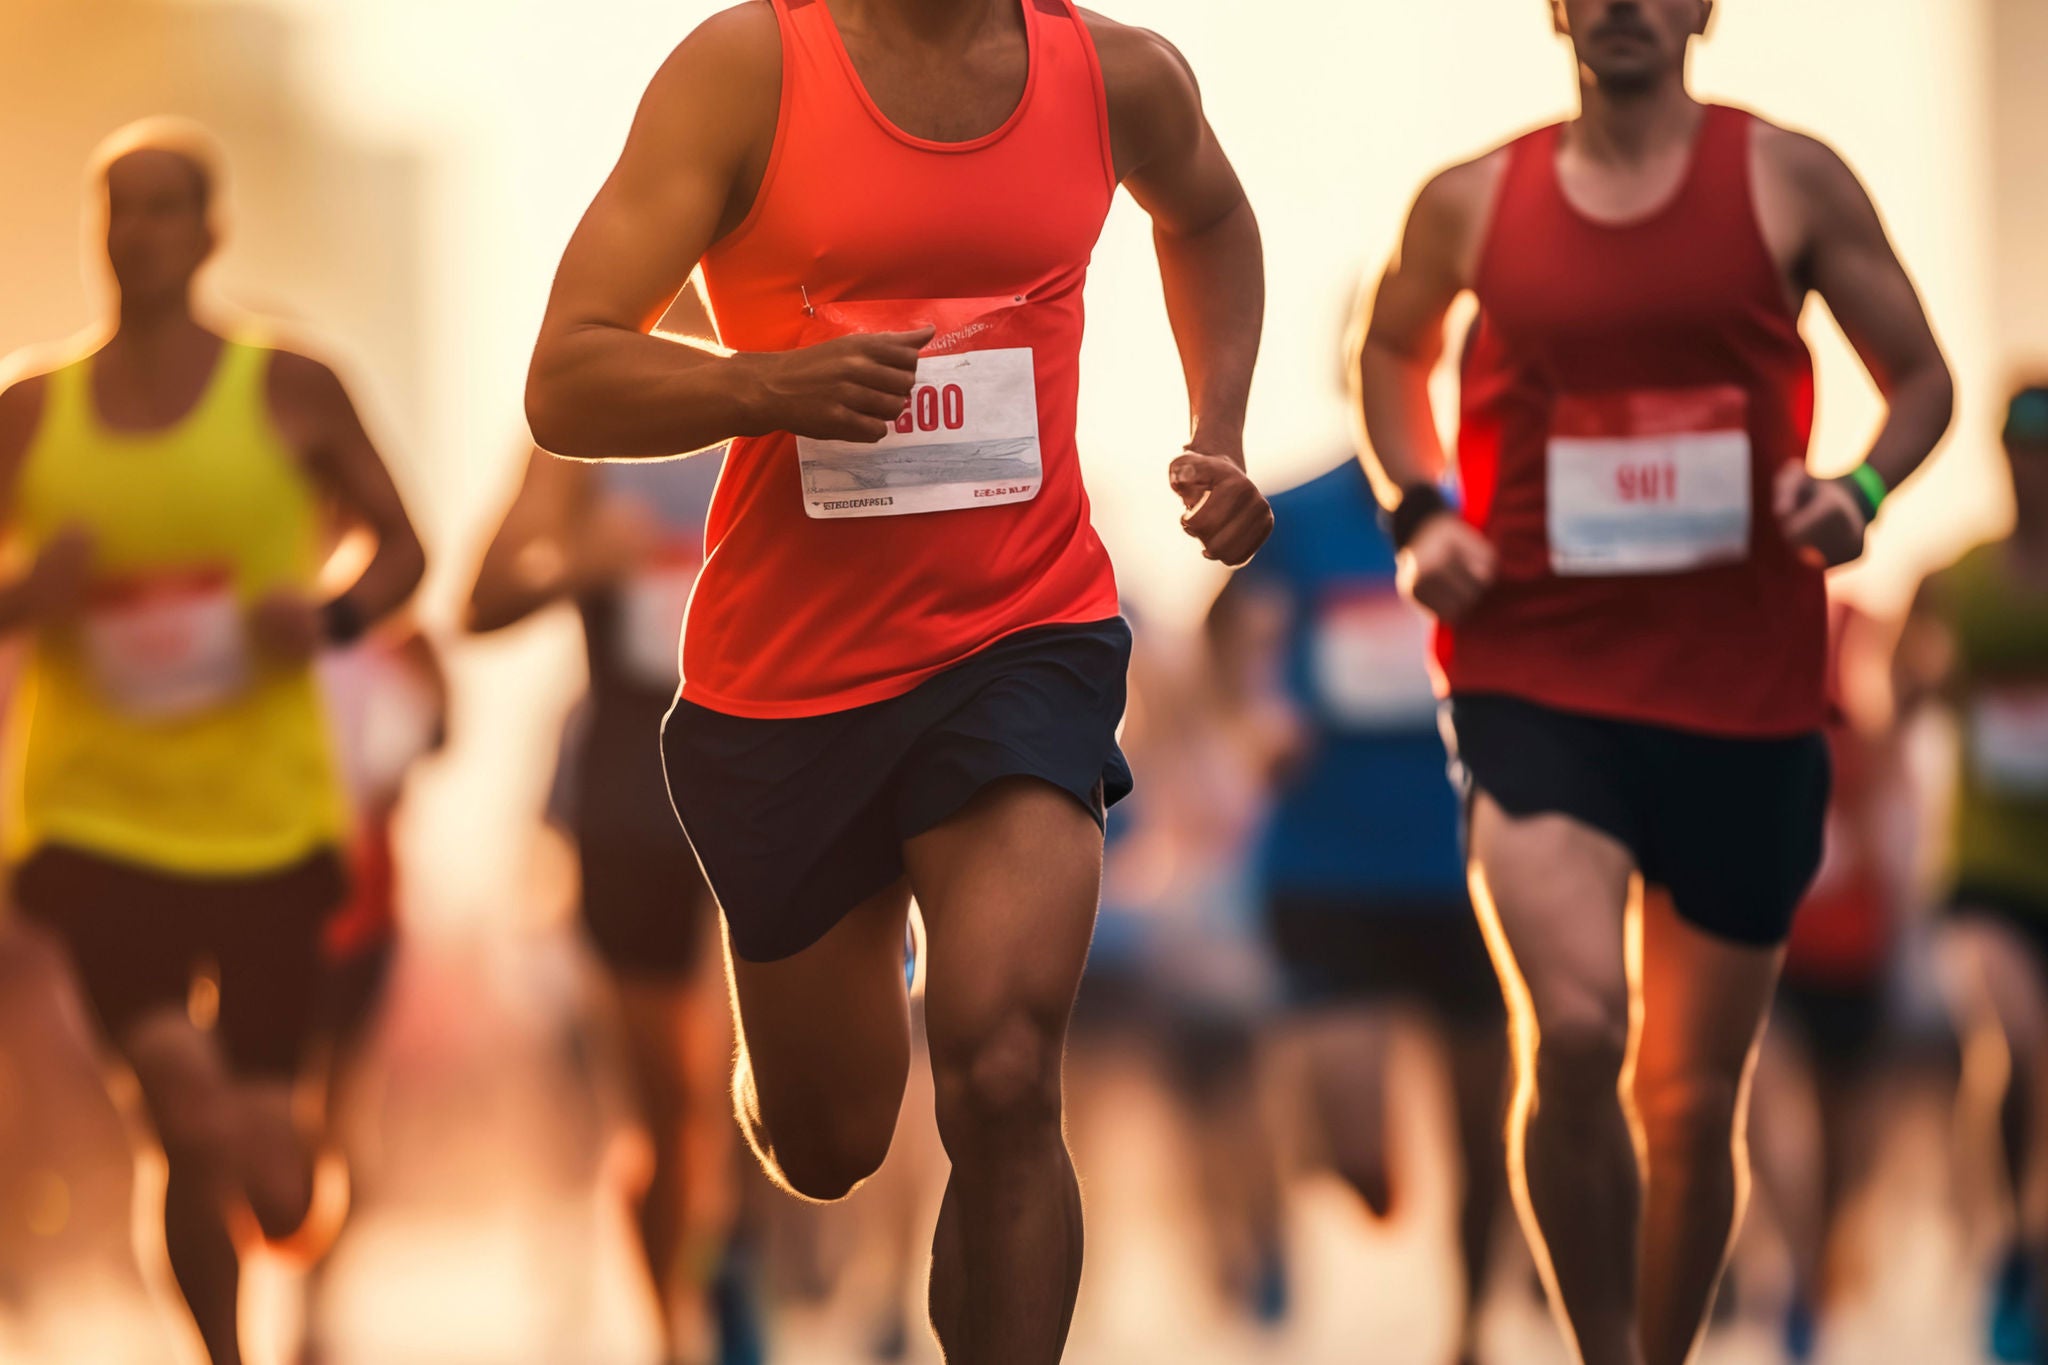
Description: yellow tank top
xmin=5 ymin=337 xmax=348 ymax=875
xmin=1938 ymin=541 xmax=2048 ymax=908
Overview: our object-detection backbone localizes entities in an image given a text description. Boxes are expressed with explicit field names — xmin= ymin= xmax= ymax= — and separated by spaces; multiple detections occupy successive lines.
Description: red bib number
xmin=1547 ymin=386 xmax=1753 ymax=577
xmin=84 ymin=570 xmax=250 ymax=719
xmin=795 ymin=297 xmax=1043 ymax=520
xmin=1310 ymin=587 xmax=1438 ymax=727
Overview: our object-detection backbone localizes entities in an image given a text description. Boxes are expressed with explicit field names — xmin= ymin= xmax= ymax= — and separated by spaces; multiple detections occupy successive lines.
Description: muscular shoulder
xmin=1750 ymin=119 xmax=1875 ymax=225
xmin=1079 ymin=12 xmax=1200 ymax=179
xmin=266 ymin=348 xmax=350 ymax=417
xmin=644 ymin=3 xmax=782 ymax=140
xmin=1398 ymin=146 xmax=1512 ymax=288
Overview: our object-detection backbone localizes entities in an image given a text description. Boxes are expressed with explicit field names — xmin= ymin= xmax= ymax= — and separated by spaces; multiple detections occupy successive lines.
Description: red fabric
xmin=1438 ymin=105 xmax=1827 ymax=736
xmin=322 ymin=810 xmax=395 ymax=964
xmin=690 ymin=0 xmax=1119 ymax=718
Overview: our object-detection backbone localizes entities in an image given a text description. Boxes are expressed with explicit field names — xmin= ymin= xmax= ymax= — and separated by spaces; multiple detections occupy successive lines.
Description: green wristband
xmin=1843 ymin=463 xmax=1888 ymax=521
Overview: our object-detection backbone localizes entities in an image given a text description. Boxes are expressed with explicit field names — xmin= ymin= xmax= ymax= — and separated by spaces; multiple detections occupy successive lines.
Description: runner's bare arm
xmin=526 ymin=6 xmax=928 ymax=460
xmin=1355 ymin=159 xmax=1501 ymax=623
xmin=1353 ymin=157 xmax=1496 ymax=509
xmin=0 ymin=376 xmax=93 ymax=634
xmin=466 ymin=448 xmax=602 ymax=633
xmin=270 ymin=352 xmax=426 ymax=632
xmin=1090 ymin=17 xmax=1270 ymax=567
xmin=1778 ymin=131 xmax=1955 ymax=492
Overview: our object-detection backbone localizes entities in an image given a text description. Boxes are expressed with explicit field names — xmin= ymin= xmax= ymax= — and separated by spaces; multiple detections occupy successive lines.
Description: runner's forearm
xmin=527 ymin=325 xmax=772 ymax=461
xmin=327 ymin=526 xmax=425 ymax=636
xmin=1356 ymin=338 xmax=1449 ymax=509
xmin=1155 ymin=197 xmax=1262 ymax=463
xmin=1861 ymin=357 xmax=1955 ymax=495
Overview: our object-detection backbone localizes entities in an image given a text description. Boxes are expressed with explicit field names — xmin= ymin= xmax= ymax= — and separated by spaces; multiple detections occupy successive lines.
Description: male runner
xmin=468 ymin=440 xmax=755 ymax=1364
xmin=0 ymin=121 xmax=424 ymax=1365
xmin=525 ymin=1 xmax=1269 ymax=1358
xmin=1353 ymin=4 xmax=1953 ymax=1363
xmin=1901 ymin=384 xmax=2048 ymax=1363
xmin=1208 ymin=452 xmax=1507 ymax=1365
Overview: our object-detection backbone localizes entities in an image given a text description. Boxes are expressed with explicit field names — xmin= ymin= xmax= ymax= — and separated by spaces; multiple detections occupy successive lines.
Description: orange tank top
xmin=689 ymin=0 xmax=1121 ymax=718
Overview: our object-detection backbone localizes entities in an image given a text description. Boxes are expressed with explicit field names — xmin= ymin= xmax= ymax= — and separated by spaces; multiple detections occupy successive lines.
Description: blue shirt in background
xmin=1239 ymin=460 xmax=1468 ymax=910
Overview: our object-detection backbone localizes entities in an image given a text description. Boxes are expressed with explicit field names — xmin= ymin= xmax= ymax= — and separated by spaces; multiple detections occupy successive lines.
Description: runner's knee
xmin=1634 ymin=1067 xmax=1746 ymax=1152
xmin=1531 ymin=993 xmax=1630 ymax=1105
xmin=756 ymin=1093 xmax=898 ymax=1203
xmin=932 ymin=1009 xmax=1063 ymax=1153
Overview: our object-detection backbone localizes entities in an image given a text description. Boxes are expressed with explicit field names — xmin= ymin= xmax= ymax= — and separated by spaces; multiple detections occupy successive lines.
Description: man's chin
xmin=1588 ymin=61 xmax=1667 ymax=96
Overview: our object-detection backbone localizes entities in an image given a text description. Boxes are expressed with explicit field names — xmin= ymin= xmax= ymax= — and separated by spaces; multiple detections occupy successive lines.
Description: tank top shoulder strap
xmin=1476 ymin=123 xmax=1565 ymax=285
xmin=1690 ymin=103 xmax=1757 ymax=197
xmin=33 ymin=352 xmax=95 ymax=447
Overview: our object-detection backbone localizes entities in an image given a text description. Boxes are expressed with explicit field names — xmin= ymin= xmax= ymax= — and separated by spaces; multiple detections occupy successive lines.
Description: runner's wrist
xmin=1835 ymin=463 xmax=1888 ymax=524
xmin=320 ymin=594 xmax=369 ymax=647
xmin=723 ymin=352 xmax=782 ymax=438
xmin=1386 ymin=483 xmax=1454 ymax=551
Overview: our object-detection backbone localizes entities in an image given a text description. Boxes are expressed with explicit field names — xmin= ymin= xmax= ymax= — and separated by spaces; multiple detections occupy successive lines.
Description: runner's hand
xmin=1400 ymin=514 xmax=1496 ymax=623
xmin=1170 ymin=451 xmax=1272 ymax=567
xmin=21 ymin=526 xmax=95 ymax=623
xmin=1774 ymin=464 xmax=1870 ymax=569
xmin=249 ymin=590 xmax=324 ymax=664
xmin=754 ymin=327 xmax=936 ymax=443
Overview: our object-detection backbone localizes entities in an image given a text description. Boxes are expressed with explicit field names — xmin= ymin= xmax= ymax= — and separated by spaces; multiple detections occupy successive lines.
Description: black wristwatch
xmin=1385 ymin=483 xmax=1452 ymax=551
xmin=320 ymin=595 xmax=369 ymax=647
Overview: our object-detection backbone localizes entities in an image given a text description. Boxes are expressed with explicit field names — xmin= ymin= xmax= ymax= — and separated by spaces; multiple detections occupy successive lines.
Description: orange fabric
xmin=690 ymin=0 xmax=1120 ymax=717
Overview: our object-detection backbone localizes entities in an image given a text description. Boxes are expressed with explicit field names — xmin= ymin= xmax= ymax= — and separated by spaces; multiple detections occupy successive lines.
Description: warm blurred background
xmin=1 ymin=1 xmax=2046 ymax=1363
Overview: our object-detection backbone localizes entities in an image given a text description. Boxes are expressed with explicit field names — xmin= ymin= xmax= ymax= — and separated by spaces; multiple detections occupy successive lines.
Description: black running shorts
xmin=664 ymin=619 xmax=1134 ymax=963
xmin=1266 ymin=894 xmax=1505 ymax=1024
xmin=16 ymin=845 xmax=349 ymax=1077
xmin=1446 ymin=693 xmax=1831 ymax=947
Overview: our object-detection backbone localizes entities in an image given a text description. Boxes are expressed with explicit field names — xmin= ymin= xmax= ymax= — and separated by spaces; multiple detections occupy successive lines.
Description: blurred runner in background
xmin=1743 ymin=599 xmax=1911 ymax=1362
xmin=1902 ymin=383 xmax=2048 ymax=1365
xmin=1209 ymin=454 xmax=1507 ymax=1365
xmin=468 ymin=424 xmax=755 ymax=1365
xmin=0 ymin=120 xmax=426 ymax=1365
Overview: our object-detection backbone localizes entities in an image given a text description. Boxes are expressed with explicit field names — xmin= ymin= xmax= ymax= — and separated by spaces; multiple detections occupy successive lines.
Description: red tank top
xmin=689 ymin=0 xmax=1120 ymax=718
xmin=1442 ymin=104 xmax=1827 ymax=736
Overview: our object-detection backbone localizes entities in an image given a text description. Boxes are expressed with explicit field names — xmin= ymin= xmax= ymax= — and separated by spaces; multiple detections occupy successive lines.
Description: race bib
xmin=616 ymin=542 xmax=701 ymax=689
xmin=1547 ymin=386 xmax=1753 ymax=577
xmin=795 ymin=297 xmax=1043 ymax=520
xmin=83 ymin=570 xmax=250 ymax=719
xmin=1310 ymin=586 xmax=1439 ymax=728
xmin=1970 ymin=684 xmax=2048 ymax=797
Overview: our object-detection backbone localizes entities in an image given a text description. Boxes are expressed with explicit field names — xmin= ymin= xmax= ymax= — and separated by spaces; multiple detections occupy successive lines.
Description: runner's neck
xmin=1570 ymin=80 xmax=1705 ymax=166
xmin=835 ymin=0 xmax=1013 ymax=49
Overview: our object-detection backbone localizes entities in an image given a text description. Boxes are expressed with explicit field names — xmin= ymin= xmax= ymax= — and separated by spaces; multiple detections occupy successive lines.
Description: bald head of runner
xmin=2004 ymin=384 xmax=2048 ymax=530
xmin=90 ymin=119 xmax=222 ymax=313
xmin=1551 ymin=0 xmax=1713 ymax=94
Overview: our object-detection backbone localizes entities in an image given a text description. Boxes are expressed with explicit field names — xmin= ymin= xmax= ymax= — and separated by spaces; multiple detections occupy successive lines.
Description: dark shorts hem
xmin=15 ymin=844 xmax=349 ymax=1077
xmin=1266 ymin=893 xmax=1505 ymax=1022
xmin=575 ymin=826 xmax=717 ymax=980
xmin=665 ymin=619 xmax=1133 ymax=965
xmin=1446 ymin=692 xmax=1831 ymax=949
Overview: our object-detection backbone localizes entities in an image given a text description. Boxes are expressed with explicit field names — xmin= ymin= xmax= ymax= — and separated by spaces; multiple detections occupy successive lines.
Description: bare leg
xmin=1298 ymin=1006 xmax=1398 ymax=1216
xmin=1445 ymin=1019 xmax=1511 ymax=1361
xmin=616 ymin=952 xmax=736 ymax=1357
xmin=911 ymin=778 xmax=1101 ymax=1365
xmin=1469 ymin=795 xmax=1643 ymax=1365
xmin=724 ymin=881 xmax=914 ymax=1202
xmin=1630 ymin=889 xmax=1783 ymax=1365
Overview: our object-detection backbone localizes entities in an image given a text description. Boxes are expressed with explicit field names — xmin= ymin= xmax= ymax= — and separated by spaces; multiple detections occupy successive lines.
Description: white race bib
xmin=1547 ymin=386 xmax=1753 ymax=577
xmin=84 ymin=572 xmax=250 ymax=720
xmin=615 ymin=545 xmax=701 ymax=689
xmin=1310 ymin=587 xmax=1439 ymax=728
xmin=1970 ymin=684 xmax=2048 ymax=796
xmin=798 ymin=348 xmax=1042 ymax=519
